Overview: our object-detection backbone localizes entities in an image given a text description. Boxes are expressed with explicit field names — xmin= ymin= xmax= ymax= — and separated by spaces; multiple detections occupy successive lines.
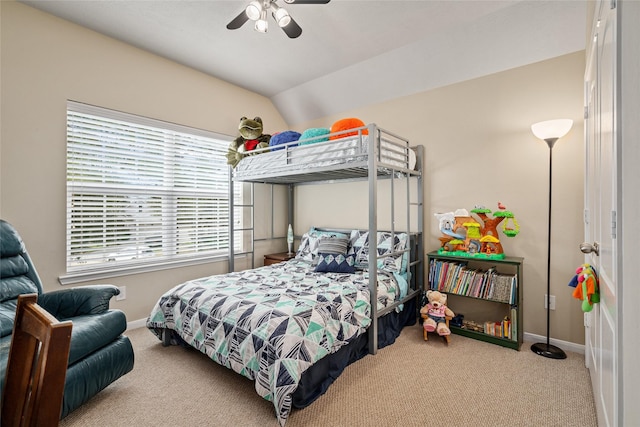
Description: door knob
xmin=580 ymin=242 xmax=599 ymax=256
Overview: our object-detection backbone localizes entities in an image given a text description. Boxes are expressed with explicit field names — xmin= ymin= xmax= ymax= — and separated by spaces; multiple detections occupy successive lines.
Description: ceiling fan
xmin=226 ymin=0 xmax=330 ymax=39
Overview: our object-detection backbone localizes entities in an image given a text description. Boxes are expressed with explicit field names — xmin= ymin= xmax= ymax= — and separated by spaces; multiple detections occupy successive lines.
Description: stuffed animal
xmin=568 ymin=263 xmax=600 ymax=312
xmin=329 ymin=117 xmax=368 ymax=140
xmin=226 ymin=116 xmax=271 ymax=168
xmin=269 ymin=130 xmax=301 ymax=151
xmin=420 ymin=290 xmax=455 ymax=336
xmin=298 ymin=127 xmax=330 ymax=145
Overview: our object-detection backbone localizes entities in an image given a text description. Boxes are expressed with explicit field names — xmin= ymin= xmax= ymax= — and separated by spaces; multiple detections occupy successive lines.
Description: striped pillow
xmin=295 ymin=228 xmax=349 ymax=262
xmin=317 ymin=236 xmax=349 ymax=255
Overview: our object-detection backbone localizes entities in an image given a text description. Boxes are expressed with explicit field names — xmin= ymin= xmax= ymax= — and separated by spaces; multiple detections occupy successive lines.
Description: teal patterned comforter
xmin=147 ymin=258 xmax=400 ymax=426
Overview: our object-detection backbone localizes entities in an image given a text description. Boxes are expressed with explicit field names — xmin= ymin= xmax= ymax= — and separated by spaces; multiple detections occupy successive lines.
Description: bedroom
xmin=1 ymin=1 xmax=638 ymax=426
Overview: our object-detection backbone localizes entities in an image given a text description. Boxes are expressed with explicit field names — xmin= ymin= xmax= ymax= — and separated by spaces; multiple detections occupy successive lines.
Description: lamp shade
xmin=531 ymin=119 xmax=573 ymax=141
xmin=271 ymin=4 xmax=291 ymax=27
xmin=245 ymin=1 xmax=262 ymax=21
xmin=255 ymin=19 xmax=268 ymax=32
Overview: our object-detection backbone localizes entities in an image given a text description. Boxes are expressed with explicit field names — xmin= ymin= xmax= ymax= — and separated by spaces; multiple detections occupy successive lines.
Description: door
xmin=584 ymin=2 xmax=618 ymax=426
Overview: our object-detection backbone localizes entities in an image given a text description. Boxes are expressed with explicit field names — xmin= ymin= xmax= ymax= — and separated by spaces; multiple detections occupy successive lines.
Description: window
xmin=63 ymin=101 xmax=238 ymax=283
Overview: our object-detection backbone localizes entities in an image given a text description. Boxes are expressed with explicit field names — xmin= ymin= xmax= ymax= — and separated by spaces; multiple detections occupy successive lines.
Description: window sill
xmin=58 ymin=254 xmax=238 ymax=285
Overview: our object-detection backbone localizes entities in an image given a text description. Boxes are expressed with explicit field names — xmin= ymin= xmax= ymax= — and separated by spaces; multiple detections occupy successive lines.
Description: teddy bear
xmin=225 ymin=116 xmax=271 ymax=168
xmin=420 ymin=290 xmax=455 ymax=336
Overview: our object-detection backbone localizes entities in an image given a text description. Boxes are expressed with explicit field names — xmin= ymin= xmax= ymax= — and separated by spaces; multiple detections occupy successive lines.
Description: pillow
xmin=329 ymin=118 xmax=368 ymax=141
xmin=376 ymin=231 xmax=409 ymax=274
xmin=296 ymin=231 xmax=313 ymax=261
xmin=269 ymin=130 xmax=301 ymax=151
xmin=315 ymin=253 xmax=356 ymax=274
xmin=317 ymin=236 xmax=349 ymax=255
xmin=296 ymin=228 xmax=349 ymax=263
xmin=348 ymin=230 xmax=408 ymax=274
xmin=348 ymin=229 xmax=370 ymax=268
xmin=298 ymin=128 xmax=330 ymax=146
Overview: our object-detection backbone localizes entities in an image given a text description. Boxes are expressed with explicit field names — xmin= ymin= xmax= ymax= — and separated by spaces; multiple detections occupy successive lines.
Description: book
xmin=490 ymin=274 xmax=515 ymax=303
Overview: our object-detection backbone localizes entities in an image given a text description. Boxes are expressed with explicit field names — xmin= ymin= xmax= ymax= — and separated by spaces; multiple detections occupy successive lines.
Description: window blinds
xmin=66 ymin=101 xmax=237 ymax=276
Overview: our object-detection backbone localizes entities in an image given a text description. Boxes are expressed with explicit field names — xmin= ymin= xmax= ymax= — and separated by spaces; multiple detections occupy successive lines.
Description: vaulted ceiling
xmin=20 ymin=0 xmax=588 ymax=124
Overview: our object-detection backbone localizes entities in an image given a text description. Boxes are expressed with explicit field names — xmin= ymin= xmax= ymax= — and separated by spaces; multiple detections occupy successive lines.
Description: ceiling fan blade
xmin=226 ymin=10 xmax=249 ymax=30
xmin=284 ymin=0 xmax=330 ymax=4
xmin=281 ymin=16 xmax=302 ymax=38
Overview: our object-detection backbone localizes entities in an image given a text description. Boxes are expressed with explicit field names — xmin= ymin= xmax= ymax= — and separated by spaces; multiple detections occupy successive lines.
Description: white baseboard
xmin=127 ymin=318 xmax=148 ymax=330
xmin=523 ymin=332 xmax=585 ymax=355
xmin=127 ymin=317 xmax=586 ymax=355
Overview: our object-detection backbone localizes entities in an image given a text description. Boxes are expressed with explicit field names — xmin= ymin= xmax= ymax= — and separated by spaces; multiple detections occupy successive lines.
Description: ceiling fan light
xmin=271 ymin=5 xmax=291 ymax=27
xmin=245 ymin=1 xmax=262 ymax=20
xmin=255 ymin=16 xmax=268 ymax=33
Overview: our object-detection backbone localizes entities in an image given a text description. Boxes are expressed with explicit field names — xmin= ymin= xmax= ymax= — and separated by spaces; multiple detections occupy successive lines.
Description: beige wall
xmin=292 ymin=51 xmax=586 ymax=345
xmin=1 ymin=2 xmax=587 ymax=345
xmin=0 ymin=2 xmax=288 ymax=321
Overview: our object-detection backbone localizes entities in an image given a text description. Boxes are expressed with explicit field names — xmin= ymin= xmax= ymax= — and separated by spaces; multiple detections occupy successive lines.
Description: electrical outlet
xmin=544 ymin=294 xmax=556 ymax=310
xmin=116 ymin=286 xmax=126 ymax=301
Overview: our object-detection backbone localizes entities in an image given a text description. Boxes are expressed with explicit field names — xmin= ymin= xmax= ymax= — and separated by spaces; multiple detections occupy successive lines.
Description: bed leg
xmin=421 ymin=314 xmax=428 ymax=341
xmin=161 ymin=328 xmax=172 ymax=347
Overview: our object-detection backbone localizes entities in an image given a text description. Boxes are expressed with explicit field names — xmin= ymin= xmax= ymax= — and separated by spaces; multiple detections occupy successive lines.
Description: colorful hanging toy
xmin=568 ymin=263 xmax=600 ymax=312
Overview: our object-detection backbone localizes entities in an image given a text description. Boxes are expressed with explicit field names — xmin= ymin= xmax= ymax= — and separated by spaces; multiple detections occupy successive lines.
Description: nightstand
xmin=263 ymin=252 xmax=296 ymax=266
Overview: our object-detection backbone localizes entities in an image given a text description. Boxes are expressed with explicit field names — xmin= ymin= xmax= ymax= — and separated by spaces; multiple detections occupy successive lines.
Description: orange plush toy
xmin=329 ymin=117 xmax=368 ymax=140
xmin=569 ymin=264 xmax=600 ymax=312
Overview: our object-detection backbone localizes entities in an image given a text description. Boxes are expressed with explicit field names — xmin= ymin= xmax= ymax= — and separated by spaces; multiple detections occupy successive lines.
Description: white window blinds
xmin=65 ymin=101 xmax=237 ymax=281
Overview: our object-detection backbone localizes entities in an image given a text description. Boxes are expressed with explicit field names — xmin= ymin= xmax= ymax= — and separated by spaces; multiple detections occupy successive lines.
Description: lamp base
xmin=530 ymin=342 xmax=567 ymax=359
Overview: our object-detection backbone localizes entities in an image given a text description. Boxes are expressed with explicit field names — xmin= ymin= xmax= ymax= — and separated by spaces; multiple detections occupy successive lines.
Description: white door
xmin=584 ymin=2 xmax=618 ymax=426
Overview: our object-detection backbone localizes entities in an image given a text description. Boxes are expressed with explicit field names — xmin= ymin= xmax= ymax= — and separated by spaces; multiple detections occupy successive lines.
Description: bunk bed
xmin=147 ymin=124 xmax=423 ymax=426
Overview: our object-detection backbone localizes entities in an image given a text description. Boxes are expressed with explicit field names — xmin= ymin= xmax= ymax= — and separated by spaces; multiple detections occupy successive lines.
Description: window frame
xmin=60 ymin=101 xmax=238 ymax=285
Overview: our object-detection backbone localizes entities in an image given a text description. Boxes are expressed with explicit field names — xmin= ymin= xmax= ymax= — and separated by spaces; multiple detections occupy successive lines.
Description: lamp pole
xmin=531 ymin=137 xmax=567 ymax=359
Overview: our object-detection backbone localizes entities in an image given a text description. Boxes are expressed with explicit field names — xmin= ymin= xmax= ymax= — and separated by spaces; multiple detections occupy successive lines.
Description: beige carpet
xmin=60 ymin=326 xmax=597 ymax=427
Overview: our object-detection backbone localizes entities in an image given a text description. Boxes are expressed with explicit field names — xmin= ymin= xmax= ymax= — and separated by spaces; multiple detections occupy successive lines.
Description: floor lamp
xmin=530 ymin=119 xmax=573 ymax=360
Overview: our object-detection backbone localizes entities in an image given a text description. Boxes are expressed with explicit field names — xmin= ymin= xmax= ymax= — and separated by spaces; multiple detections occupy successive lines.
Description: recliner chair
xmin=0 ymin=219 xmax=134 ymax=419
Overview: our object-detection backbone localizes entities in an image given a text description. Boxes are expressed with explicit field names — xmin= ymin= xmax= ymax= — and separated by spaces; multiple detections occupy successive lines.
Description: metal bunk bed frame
xmin=228 ymin=123 xmax=424 ymax=355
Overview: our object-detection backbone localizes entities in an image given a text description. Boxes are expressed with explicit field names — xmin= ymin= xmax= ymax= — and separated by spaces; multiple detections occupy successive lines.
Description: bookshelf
xmin=426 ymin=251 xmax=523 ymax=350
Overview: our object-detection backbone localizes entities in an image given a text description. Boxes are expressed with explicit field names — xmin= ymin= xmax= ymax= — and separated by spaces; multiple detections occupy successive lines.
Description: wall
xmin=0 ymin=1 xmax=288 ymax=321
xmin=292 ymin=51 xmax=586 ymax=345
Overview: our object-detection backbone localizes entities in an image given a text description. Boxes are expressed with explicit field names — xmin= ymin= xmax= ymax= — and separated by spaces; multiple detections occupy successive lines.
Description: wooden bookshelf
xmin=426 ymin=251 xmax=524 ymax=350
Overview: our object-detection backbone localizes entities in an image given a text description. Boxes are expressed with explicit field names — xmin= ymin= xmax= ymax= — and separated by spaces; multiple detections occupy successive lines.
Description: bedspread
xmin=147 ymin=259 xmax=400 ymax=426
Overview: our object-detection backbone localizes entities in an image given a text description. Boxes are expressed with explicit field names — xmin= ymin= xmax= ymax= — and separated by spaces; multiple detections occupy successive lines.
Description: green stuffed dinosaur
xmin=226 ymin=116 xmax=271 ymax=168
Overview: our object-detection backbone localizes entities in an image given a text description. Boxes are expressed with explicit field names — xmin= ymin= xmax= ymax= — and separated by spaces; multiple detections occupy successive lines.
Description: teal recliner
xmin=0 ymin=219 xmax=134 ymax=419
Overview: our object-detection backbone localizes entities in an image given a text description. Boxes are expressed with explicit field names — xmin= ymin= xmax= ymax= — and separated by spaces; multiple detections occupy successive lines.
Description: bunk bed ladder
xmin=367 ymin=124 xmax=379 ymax=355
xmin=367 ymin=130 xmax=424 ymax=356
xmin=410 ymin=145 xmax=425 ymax=317
xmin=228 ymin=166 xmax=255 ymax=272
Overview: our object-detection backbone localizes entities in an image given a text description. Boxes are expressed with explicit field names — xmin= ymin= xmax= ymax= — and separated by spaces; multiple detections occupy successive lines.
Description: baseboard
xmin=127 ymin=318 xmax=148 ymax=330
xmin=523 ymin=332 xmax=585 ymax=355
xmin=126 ymin=317 xmax=586 ymax=355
